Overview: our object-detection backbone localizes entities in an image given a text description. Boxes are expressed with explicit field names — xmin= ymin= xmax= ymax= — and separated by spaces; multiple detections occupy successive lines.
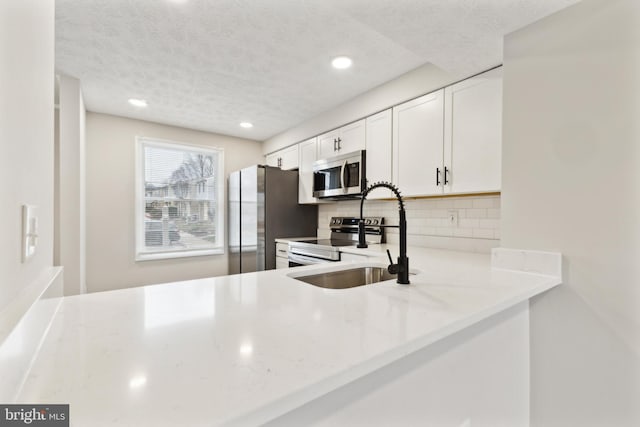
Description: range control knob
xmin=373 ymin=219 xmax=379 ymax=225
xmin=365 ymin=219 xmax=372 ymax=225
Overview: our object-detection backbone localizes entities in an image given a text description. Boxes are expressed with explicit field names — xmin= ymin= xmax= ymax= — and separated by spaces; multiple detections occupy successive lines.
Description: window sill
xmin=136 ymin=247 xmax=224 ymax=262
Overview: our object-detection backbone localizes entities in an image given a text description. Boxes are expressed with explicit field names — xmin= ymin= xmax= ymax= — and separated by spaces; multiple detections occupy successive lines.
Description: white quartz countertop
xmin=15 ymin=247 xmax=561 ymax=426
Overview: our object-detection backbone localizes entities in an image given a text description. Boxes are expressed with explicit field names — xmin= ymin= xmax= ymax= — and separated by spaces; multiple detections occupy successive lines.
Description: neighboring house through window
xmin=135 ymin=137 xmax=224 ymax=260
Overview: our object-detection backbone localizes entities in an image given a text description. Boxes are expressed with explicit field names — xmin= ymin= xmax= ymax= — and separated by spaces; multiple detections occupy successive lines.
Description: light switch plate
xmin=22 ymin=205 xmax=38 ymax=262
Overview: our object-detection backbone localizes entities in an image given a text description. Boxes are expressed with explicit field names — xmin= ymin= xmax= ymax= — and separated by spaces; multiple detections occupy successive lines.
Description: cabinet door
xmin=298 ymin=138 xmax=318 ymax=204
xmin=275 ymin=257 xmax=289 ymax=269
xmin=265 ymin=145 xmax=299 ymax=170
xmin=265 ymin=152 xmax=280 ymax=168
xmin=275 ymin=242 xmax=289 ymax=258
xmin=444 ymin=68 xmax=502 ymax=194
xmin=393 ymin=90 xmax=445 ymax=197
xmin=317 ymin=129 xmax=340 ymax=159
xmin=338 ymin=119 xmax=366 ymax=154
xmin=279 ymin=145 xmax=299 ymax=170
xmin=365 ymin=109 xmax=392 ymax=199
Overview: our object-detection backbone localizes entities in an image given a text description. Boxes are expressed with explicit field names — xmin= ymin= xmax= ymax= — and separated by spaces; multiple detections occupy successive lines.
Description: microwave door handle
xmin=340 ymin=160 xmax=347 ymax=190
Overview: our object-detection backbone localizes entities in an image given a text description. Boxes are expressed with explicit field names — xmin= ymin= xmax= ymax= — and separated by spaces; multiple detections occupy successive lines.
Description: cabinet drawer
xmin=276 ymin=242 xmax=289 ymax=258
xmin=275 ymin=257 xmax=289 ymax=269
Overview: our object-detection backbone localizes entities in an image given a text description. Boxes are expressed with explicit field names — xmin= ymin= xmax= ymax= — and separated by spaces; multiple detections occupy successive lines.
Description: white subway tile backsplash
xmin=466 ymin=208 xmax=487 ymax=218
xmin=318 ymin=194 xmax=501 ymax=253
xmin=479 ymin=219 xmax=500 ymax=229
xmin=434 ymin=228 xmax=454 ymax=237
xmin=487 ymin=208 xmax=501 ymax=219
xmin=473 ymin=229 xmax=495 ymax=239
xmin=435 ymin=199 xmax=454 ymax=209
xmin=453 ymin=228 xmax=474 ymax=238
xmin=429 ymin=209 xmax=449 ymax=219
xmin=459 ymin=218 xmax=480 ymax=228
xmin=473 ymin=198 xmax=495 ymax=209
xmin=453 ymin=199 xmax=474 ymax=208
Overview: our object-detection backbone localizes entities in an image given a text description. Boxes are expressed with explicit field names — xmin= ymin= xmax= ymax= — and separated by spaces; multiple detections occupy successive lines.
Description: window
xmin=135 ymin=137 xmax=224 ymax=261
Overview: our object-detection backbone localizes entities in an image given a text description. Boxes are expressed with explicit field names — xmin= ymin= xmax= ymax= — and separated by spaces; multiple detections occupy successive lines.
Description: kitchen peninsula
xmin=9 ymin=246 xmax=560 ymax=426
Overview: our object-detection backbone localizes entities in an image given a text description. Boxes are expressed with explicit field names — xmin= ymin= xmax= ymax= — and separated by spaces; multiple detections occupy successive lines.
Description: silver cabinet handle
xmin=337 ymin=137 xmax=342 ymax=150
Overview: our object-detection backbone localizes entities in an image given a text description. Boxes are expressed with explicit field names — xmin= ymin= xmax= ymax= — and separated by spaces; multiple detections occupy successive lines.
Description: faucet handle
xmin=386 ymin=249 xmax=399 ymax=275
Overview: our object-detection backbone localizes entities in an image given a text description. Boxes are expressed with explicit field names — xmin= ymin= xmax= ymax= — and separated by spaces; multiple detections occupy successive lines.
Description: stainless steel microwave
xmin=313 ymin=150 xmax=366 ymax=199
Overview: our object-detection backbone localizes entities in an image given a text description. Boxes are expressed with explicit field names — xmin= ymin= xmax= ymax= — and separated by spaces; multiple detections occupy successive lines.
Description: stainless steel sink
xmin=292 ymin=266 xmax=397 ymax=289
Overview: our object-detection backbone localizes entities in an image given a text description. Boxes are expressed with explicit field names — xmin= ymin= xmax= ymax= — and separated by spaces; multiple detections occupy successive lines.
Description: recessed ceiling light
xmin=331 ymin=56 xmax=353 ymax=70
xmin=128 ymin=98 xmax=148 ymax=107
xmin=239 ymin=122 xmax=253 ymax=128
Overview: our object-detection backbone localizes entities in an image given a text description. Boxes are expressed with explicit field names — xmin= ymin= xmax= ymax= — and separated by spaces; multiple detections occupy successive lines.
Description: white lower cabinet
xmin=275 ymin=242 xmax=289 ymax=269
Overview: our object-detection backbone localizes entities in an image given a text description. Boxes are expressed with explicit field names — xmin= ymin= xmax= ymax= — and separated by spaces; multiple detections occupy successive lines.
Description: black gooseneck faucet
xmin=357 ymin=182 xmax=410 ymax=285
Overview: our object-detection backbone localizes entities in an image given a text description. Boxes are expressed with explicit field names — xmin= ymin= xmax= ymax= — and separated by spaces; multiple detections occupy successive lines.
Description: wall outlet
xmin=22 ymin=205 xmax=39 ymax=262
xmin=447 ymin=209 xmax=458 ymax=226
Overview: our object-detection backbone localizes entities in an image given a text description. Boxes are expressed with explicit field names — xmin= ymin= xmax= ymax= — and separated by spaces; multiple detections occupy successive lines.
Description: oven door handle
xmin=340 ymin=160 xmax=348 ymax=190
xmin=288 ymin=253 xmax=330 ymax=265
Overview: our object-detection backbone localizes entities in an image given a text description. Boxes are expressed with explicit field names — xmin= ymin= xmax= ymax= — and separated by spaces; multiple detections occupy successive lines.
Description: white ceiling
xmin=55 ymin=0 xmax=580 ymax=141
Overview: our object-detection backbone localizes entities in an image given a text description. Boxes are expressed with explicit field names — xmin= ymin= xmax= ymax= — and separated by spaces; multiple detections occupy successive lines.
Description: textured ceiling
xmin=55 ymin=0 xmax=580 ymax=141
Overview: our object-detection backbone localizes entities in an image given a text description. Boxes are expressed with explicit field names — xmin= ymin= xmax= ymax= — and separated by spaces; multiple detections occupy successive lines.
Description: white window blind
xmin=135 ymin=137 xmax=224 ymax=261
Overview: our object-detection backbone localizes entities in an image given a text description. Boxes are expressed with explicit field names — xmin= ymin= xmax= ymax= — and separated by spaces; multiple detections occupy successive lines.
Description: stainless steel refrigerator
xmin=228 ymin=165 xmax=318 ymax=274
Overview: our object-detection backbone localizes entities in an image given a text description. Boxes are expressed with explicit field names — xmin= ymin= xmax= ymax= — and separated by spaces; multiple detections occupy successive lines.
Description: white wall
xmin=0 ymin=1 xmax=56 ymax=342
xmin=501 ymin=0 xmax=640 ymax=425
xmin=56 ymin=74 xmax=86 ymax=296
xmin=86 ymin=113 xmax=264 ymax=293
xmin=263 ymin=63 xmax=460 ymax=153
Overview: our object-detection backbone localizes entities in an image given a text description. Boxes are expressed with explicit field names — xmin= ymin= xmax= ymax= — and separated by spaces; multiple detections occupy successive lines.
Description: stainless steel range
xmin=288 ymin=216 xmax=384 ymax=266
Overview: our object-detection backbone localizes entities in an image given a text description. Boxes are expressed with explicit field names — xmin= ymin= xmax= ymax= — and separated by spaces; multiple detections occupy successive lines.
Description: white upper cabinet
xmin=340 ymin=120 xmax=366 ymax=153
xmin=365 ymin=109 xmax=392 ymax=199
xmin=265 ymin=152 xmax=279 ymax=168
xmin=317 ymin=129 xmax=340 ymax=160
xmin=317 ymin=119 xmax=365 ymax=159
xmin=393 ymin=89 xmax=445 ymax=197
xmin=298 ymin=137 xmax=320 ymax=204
xmin=272 ymin=66 xmax=502 ymax=201
xmin=265 ymin=144 xmax=299 ymax=170
xmin=443 ymin=67 xmax=502 ymax=194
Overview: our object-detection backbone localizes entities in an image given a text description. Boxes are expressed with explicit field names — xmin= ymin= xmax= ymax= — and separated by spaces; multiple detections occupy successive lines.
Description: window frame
xmin=135 ymin=136 xmax=225 ymax=261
